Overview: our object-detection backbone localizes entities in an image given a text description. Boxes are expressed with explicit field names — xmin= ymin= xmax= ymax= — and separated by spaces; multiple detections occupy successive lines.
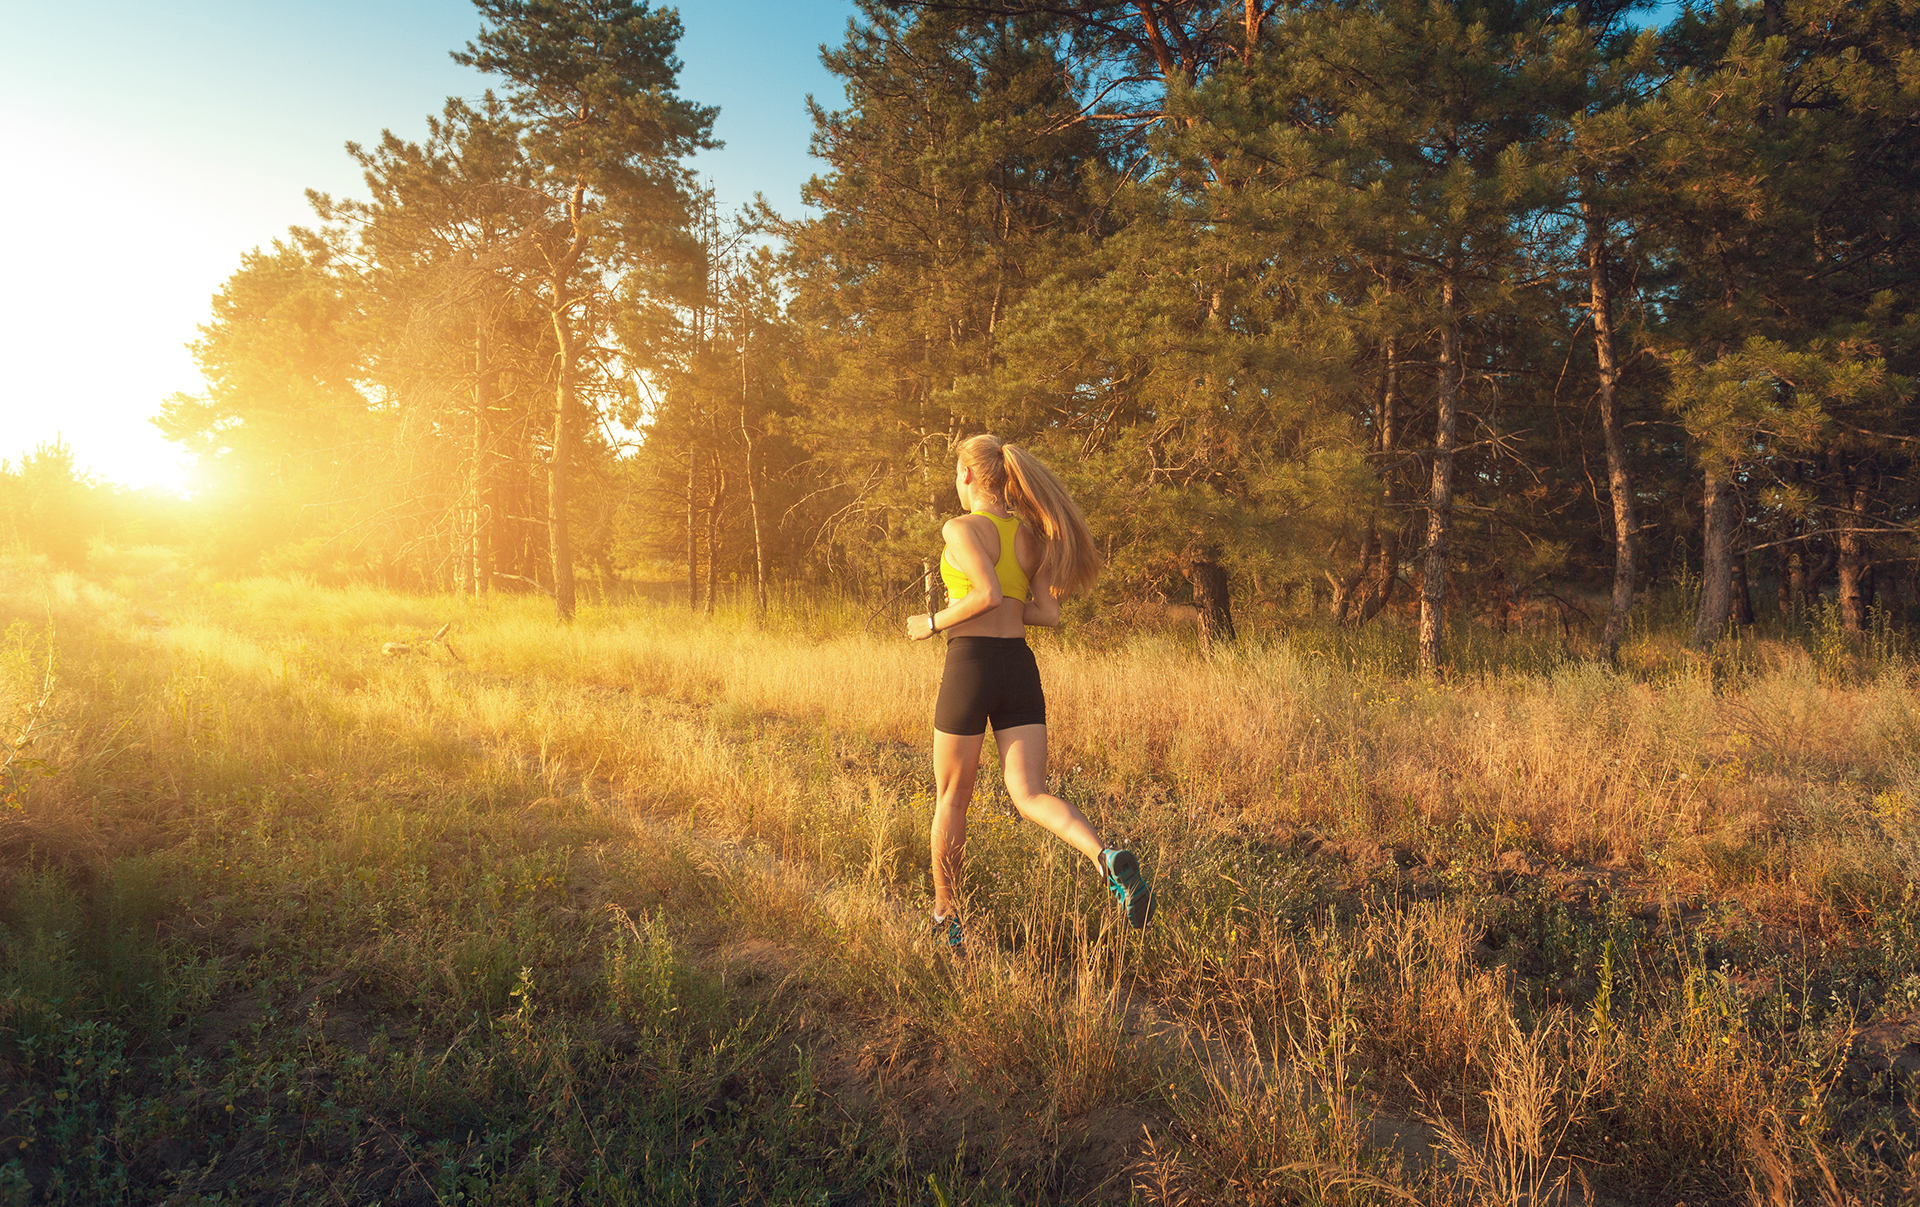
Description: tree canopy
xmin=125 ymin=0 xmax=1920 ymax=666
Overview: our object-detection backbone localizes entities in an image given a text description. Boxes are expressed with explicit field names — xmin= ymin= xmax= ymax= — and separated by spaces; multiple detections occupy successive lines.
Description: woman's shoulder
xmin=943 ymin=513 xmax=993 ymax=541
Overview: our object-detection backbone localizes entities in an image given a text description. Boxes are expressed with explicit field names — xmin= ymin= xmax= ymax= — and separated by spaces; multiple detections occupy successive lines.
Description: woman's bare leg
xmin=931 ymin=729 xmax=986 ymax=917
xmin=995 ymin=724 xmax=1105 ymax=866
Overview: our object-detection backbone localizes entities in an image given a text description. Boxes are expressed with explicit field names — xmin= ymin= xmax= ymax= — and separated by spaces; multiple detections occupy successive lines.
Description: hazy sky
xmin=0 ymin=0 xmax=855 ymax=492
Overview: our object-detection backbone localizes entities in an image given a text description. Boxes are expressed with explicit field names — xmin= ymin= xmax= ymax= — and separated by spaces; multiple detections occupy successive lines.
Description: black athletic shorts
xmin=933 ymin=637 xmax=1047 ymax=736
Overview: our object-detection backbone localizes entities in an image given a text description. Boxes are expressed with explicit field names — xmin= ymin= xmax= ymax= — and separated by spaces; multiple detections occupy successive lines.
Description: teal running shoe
xmin=1102 ymin=849 xmax=1154 ymax=928
xmin=930 ymin=914 xmax=963 ymax=951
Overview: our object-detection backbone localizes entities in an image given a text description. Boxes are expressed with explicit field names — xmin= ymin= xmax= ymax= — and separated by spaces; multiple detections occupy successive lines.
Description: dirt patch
xmin=1844 ymin=1010 xmax=1920 ymax=1099
xmin=714 ymin=935 xmax=795 ymax=987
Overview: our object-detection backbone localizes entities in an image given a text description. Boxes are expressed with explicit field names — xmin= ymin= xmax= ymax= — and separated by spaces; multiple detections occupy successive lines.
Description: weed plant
xmin=0 ymin=556 xmax=1917 ymax=1202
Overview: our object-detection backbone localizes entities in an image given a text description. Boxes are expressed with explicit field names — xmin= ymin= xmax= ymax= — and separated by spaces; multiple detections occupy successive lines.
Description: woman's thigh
xmin=933 ymin=729 xmax=987 ymax=801
xmin=994 ymin=724 xmax=1049 ymax=803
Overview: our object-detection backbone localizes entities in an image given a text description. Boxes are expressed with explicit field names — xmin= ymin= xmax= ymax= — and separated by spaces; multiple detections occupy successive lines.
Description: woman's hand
xmin=1021 ymin=593 xmax=1061 ymax=628
xmin=907 ymin=611 xmax=937 ymax=641
xmin=1022 ymin=566 xmax=1062 ymax=627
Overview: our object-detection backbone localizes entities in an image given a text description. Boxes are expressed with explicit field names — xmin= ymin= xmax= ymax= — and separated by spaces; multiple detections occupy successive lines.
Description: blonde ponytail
xmin=956 ymin=433 xmax=1103 ymax=599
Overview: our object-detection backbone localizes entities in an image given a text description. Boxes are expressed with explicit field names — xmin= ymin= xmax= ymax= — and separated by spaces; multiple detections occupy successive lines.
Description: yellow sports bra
xmin=940 ymin=511 xmax=1031 ymax=603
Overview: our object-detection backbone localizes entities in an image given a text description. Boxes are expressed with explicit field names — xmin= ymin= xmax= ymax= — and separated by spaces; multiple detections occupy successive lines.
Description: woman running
xmin=906 ymin=434 xmax=1153 ymax=948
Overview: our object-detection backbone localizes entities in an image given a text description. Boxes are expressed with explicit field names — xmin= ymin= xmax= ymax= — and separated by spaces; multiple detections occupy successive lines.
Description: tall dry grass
xmin=2 ymin=561 xmax=1918 ymax=1202
xmin=76 ymin=570 xmax=1912 ymax=891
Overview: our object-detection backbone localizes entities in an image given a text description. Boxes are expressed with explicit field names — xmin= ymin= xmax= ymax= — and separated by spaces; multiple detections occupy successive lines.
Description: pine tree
xmin=1160 ymin=0 xmax=1572 ymax=669
xmin=332 ymin=95 xmax=549 ymax=597
xmin=455 ymin=0 xmax=715 ymax=620
xmin=1642 ymin=0 xmax=1920 ymax=644
xmin=785 ymin=4 xmax=1110 ymax=598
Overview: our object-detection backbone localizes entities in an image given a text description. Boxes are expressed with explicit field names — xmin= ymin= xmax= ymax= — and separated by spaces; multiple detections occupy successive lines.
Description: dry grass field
xmin=2 ymin=549 xmax=1919 ymax=1204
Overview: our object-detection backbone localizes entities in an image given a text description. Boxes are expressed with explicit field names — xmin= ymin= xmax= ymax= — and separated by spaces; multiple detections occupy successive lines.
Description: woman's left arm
xmin=907 ymin=516 xmax=1002 ymax=640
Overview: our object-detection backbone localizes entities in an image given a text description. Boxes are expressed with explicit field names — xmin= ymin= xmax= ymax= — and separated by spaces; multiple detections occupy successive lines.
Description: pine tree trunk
xmin=743 ymin=413 xmax=766 ymax=615
xmin=686 ymin=444 xmax=699 ymax=611
xmin=532 ymin=456 xmax=550 ymax=591
xmin=739 ymin=297 xmax=767 ymax=615
xmin=1488 ymin=564 xmax=1514 ymax=634
xmin=705 ymin=459 xmax=724 ymax=617
xmin=1356 ymin=336 xmax=1400 ymax=627
xmin=473 ymin=314 xmax=493 ymax=598
xmin=548 ymin=297 xmax=577 ymax=622
xmin=1329 ymin=525 xmax=1375 ymax=623
xmin=1806 ymin=540 xmax=1837 ymax=611
xmin=1731 ymin=552 xmax=1755 ymax=626
xmin=690 ymin=202 xmax=711 ymax=615
xmin=544 ymin=181 xmax=592 ymax=623
xmin=516 ymin=449 xmax=537 ymax=589
xmin=1692 ymin=466 xmax=1736 ymax=648
xmin=455 ymin=513 xmax=471 ymax=595
xmin=1327 ymin=574 xmax=1352 ymax=623
xmin=1187 ymin=555 xmax=1236 ymax=655
xmin=1357 ymin=529 xmax=1401 ymax=626
xmin=918 ymin=409 xmax=947 ymax=620
xmin=1586 ymin=204 xmax=1636 ymax=660
xmin=1838 ymin=485 xmax=1872 ymax=632
xmin=1418 ymin=273 xmax=1460 ymax=676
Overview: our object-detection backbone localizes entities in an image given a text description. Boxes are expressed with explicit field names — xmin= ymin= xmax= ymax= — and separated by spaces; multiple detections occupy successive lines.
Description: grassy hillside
xmin=1 ymin=554 xmax=1917 ymax=1203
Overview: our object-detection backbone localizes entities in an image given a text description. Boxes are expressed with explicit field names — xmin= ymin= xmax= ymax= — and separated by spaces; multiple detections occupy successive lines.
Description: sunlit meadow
xmin=2 ymin=550 xmax=1918 ymax=1203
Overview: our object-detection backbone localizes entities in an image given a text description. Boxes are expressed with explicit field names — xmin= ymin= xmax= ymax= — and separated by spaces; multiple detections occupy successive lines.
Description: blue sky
xmin=0 ymin=0 xmax=855 ymax=491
